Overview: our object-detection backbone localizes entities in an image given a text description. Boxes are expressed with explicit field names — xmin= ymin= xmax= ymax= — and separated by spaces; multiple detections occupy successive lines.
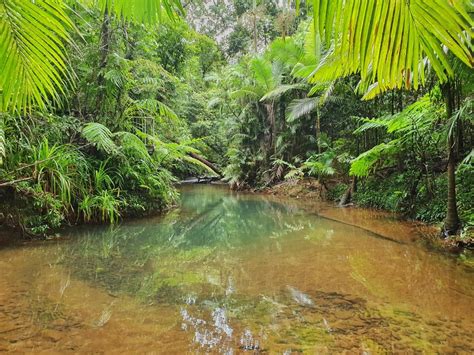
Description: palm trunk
xmin=442 ymin=81 xmax=460 ymax=235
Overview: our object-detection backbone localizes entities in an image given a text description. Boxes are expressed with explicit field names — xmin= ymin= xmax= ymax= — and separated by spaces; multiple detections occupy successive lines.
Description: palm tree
xmin=306 ymin=0 xmax=472 ymax=235
xmin=0 ymin=0 xmax=184 ymax=113
xmin=239 ymin=57 xmax=281 ymax=161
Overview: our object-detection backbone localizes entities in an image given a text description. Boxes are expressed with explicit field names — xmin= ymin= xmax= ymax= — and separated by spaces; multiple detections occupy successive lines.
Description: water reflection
xmin=58 ymin=185 xmax=328 ymax=300
xmin=0 ymin=185 xmax=472 ymax=352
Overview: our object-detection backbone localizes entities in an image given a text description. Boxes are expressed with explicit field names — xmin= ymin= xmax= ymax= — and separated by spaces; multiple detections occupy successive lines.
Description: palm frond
xmin=268 ymin=38 xmax=304 ymax=68
xmin=286 ymin=97 xmax=318 ymax=122
xmin=0 ymin=0 xmax=73 ymax=112
xmin=207 ymin=97 xmax=222 ymax=109
xmin=260 ymin=83 xmax=305 ymax=102
xmin=230 ymin=88 xmax=260 ymax=100
xmin=251 ymin=58 xmax=274 ymax=91
xmin=310 ymin=0 xmax=473 ymax=94
xmin=98 ymin=0 xmax=185 ymax=23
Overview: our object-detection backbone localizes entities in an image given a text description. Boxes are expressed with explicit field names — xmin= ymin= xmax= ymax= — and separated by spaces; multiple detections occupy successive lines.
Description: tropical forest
xmin=0 ymin=0 xmax=473 ymax=352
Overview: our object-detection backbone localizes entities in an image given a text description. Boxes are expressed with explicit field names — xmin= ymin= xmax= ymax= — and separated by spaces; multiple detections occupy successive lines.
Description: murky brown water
xmin=0 ymin=185 xmax=473 ymax=353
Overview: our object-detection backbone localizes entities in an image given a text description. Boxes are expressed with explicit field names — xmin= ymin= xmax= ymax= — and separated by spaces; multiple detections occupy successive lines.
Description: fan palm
xmin=0 ymin=0 xmax=184 ymax=113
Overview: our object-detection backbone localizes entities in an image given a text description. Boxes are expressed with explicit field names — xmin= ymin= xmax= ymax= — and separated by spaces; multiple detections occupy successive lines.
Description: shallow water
xmin=0 ymin=185 xmax=473 ymax=353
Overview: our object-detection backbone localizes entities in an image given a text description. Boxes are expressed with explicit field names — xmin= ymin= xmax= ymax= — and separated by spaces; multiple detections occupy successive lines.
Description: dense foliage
xmin=0 ymin=2 xmax=220 ymax=235
xmin=0 ymin=0 xmax=473 ymax=240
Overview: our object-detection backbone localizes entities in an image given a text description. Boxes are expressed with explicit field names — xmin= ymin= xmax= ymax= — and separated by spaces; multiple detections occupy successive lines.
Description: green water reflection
xmin=2 ymin=184 xmax=472 ymax=353
xmin=60 ymin=185 xmax=327 ymax=298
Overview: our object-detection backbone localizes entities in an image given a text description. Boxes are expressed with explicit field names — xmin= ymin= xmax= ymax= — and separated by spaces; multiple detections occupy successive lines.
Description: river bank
xmin=1 ymin=179 xmax=472 ymax=266
xmin=256 ymin=178 xmax=474 ymax=259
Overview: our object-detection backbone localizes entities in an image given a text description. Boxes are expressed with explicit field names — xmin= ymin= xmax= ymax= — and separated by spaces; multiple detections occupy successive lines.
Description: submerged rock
xmin=286 ymin=286 xmax=314 ymax=307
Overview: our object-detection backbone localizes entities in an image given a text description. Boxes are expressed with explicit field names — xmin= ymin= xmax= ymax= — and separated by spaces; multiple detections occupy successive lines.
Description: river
xmin=0 ymin=184 xmax=472 ymax=352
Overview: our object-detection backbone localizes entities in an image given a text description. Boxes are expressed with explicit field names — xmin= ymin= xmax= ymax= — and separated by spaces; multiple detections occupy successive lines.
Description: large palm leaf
xmin=286 ymin=97 xmax=318 ymax=122
xmin=251 ymin=58 xmax=275 ymax=91
xmin=0 ymin=0 xmax=73 ymax=112
xmin=307 ymin=0 xmax=473 ymax=95
xmin=0 ymin=0 xmax=184 ymax=114
xmin=97 ymin=0 xmax=184 ymax=23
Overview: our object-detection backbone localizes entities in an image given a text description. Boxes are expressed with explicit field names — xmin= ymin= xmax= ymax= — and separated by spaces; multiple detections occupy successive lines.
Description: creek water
xmin=0 ymin=185 xmax=472 ymax=353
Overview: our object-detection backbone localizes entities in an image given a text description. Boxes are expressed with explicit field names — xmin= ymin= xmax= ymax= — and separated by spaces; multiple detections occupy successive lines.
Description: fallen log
xmin=188 ymin=152 xmax=222 ymax=177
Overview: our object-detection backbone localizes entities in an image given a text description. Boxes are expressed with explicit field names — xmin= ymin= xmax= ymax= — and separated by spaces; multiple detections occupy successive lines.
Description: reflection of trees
xmin=151 ymin=187 xmax=316 ymax=249
xmin=56 ymin=186 xmax=317 ymax=301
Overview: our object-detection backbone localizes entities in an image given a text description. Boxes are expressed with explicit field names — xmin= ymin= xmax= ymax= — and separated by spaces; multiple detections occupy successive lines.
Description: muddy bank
xmin=260 ymin=178 xmax=328 ymax=200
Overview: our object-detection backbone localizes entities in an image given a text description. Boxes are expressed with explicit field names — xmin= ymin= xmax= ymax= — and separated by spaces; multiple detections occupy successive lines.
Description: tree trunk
xmin=252 ymin=0 xmax=258 ymax=53
xmin=442 ymin=81 xmax=460 ymax=236
xmin=339 ymin=176 xmax=357 ymax=207
xmin=188 ymin=152 xmax=221 ymax=177
xmin=316 ymin=108 xmax=321 ymax=154
xmin=96 ymin=6 xmax=112 ymax=114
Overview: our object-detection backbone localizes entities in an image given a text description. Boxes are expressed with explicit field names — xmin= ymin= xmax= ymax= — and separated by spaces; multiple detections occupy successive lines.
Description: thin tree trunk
xmin=188 ymin=152 xmax=221 ymax=177
xmin=316 ymin=108 xmax=321 ymax=154
xmin=339 ymin=176 xmax=357 ymax=207
xmin=96 ymin=6 xmax=112 ymax=114
xmin=252 ymin=0 xmax=257 ymax=53
xmin=442 ymin=81 xmax=460 ymax=235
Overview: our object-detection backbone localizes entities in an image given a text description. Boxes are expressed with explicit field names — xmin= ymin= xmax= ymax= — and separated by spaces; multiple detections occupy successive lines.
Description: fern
xmin=82 ymin=122 xmax=118 ymax=155
xmin=115 ymin=131 xmax=150 ymax=161
xmin=350 ymin=142 xmax=397 ymax=177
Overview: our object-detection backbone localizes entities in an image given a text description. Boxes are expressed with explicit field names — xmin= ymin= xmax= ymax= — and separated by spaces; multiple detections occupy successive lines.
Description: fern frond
xmin=115 ymin=131 xmax=150 ymax=161
xmin=350 ymin=142 xmax=397 ymax=177
xmin=82 ymin=122 xmax=118 ymax=154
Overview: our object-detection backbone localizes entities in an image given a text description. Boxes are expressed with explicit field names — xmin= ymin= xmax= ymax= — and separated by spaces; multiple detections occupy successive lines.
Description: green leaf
xmin=0 ymin=0 xmax=73 ymax=113
xmin=309 ymin=0 xmax=473 ymax=97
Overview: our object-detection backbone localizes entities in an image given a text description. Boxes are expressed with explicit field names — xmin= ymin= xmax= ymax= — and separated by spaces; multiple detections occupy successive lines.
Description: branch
xmin=0 ymin=177 xmax=34 ymax=187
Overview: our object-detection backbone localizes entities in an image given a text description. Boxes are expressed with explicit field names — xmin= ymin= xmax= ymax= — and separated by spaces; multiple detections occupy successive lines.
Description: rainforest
xmin=0 ymin=0 xmax=473 ymax=353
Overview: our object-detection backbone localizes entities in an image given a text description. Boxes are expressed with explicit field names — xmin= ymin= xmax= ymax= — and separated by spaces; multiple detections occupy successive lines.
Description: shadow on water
xmin=0 ymin=184 xmax=473 ymax=352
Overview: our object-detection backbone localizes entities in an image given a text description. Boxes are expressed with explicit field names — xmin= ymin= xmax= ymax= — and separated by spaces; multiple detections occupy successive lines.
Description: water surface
xmin=0 ymin=185 xmax=472 ymax=353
